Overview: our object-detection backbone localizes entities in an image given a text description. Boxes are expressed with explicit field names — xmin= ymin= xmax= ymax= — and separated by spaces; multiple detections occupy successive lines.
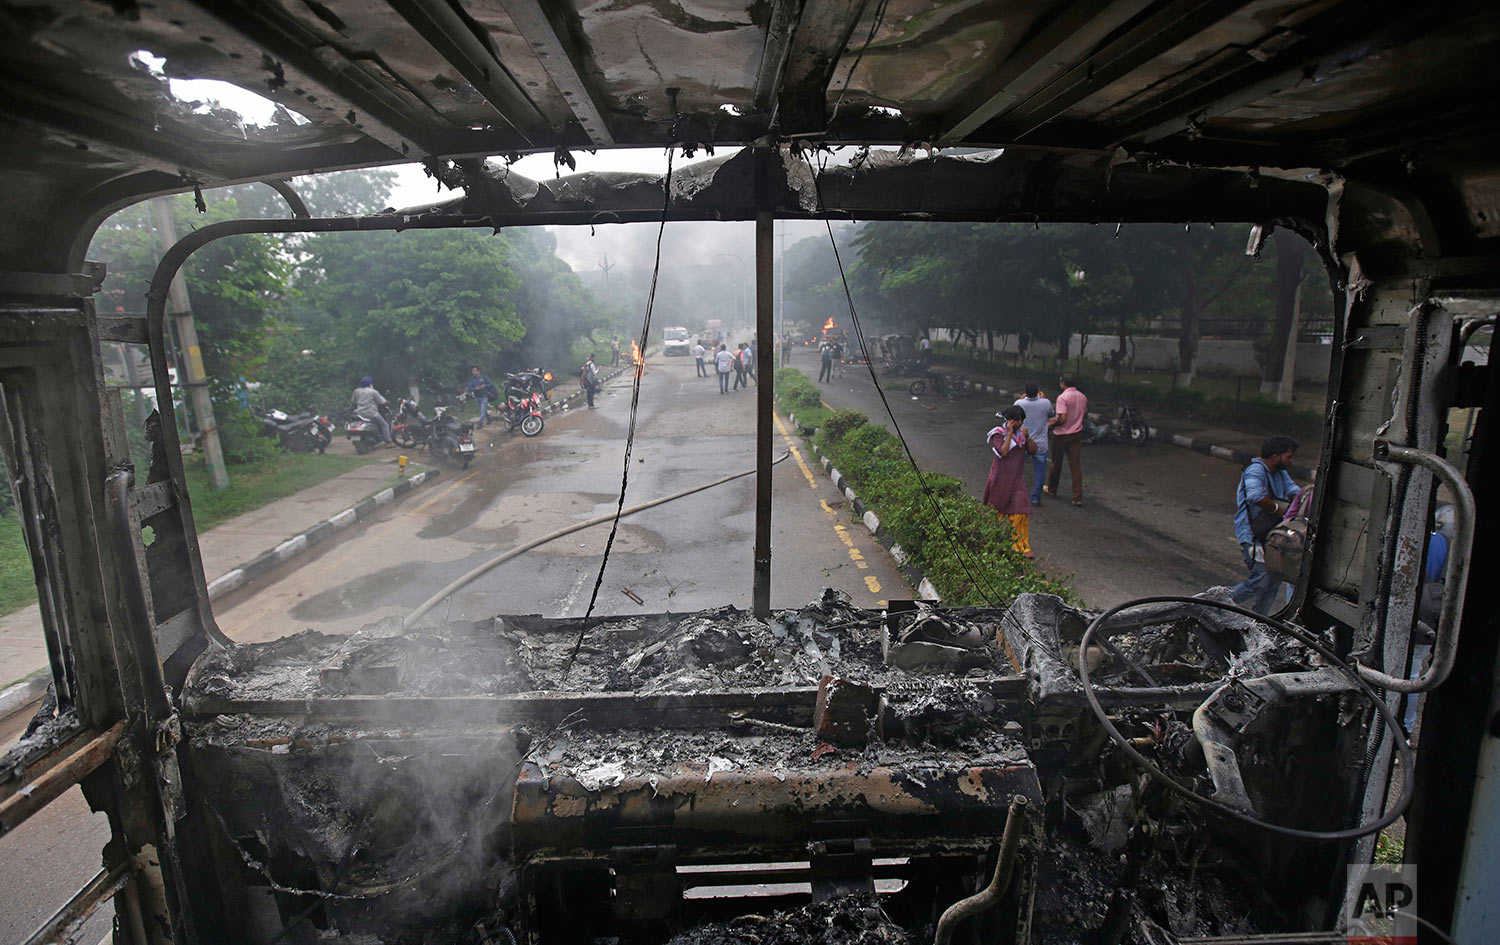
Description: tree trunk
xmin=408 ymin=374 xmax=421 ymax=403
xmin=1056 ymin=332 xmax=1069 ymax=374
xmin=1261 ymin=229 xmax=1310 ymax=398
xmin=1106 ymin=310 xmax=1128 ymax=383
xmin=1175 ymin=231 xmax=1201 ymax=387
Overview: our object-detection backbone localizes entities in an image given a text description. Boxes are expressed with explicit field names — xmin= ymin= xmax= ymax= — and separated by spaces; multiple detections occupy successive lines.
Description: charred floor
xmin=167 ymin=588 xmax=1373 ymax=944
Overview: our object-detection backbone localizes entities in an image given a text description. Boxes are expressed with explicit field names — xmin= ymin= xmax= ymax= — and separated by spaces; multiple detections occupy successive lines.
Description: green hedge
xmin=771 ymin=391 xmax=1078 ymax=607
xmin=775 ymin=368 xmax=830 ymax=432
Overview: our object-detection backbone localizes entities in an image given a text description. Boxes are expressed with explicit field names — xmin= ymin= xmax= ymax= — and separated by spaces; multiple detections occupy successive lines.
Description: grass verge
xmin=0 ymin=451 xmax=388 ymax=617
xmin=182 ymin=451 xmax=384 ymax=532
xmin=777 ymin=368 xmax=1078 ymax=607
xmin=0 ymin=515 xmax=36 ymax=616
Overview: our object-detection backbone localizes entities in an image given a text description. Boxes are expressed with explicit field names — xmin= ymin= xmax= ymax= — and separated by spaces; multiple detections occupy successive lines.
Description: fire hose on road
xmin=404 ymin=452 xmax=791 ymax=627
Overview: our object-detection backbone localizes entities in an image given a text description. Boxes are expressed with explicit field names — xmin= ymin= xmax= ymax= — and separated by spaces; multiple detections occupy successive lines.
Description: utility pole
xmin=151 ymin=197 xmax=230 ymax=491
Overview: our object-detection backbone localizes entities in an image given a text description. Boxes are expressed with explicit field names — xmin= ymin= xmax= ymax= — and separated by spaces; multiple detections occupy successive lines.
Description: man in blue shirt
xmin=466 ymin=366 xmax=495 ymax=427
xmin=1230 ymin=435 xmax=1302 ymax=614
xmin=1012 ymin=381 xmax=1053 ymax=504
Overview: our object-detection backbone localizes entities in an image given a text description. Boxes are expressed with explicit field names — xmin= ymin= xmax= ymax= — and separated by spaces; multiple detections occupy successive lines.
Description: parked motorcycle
xmin=498 ymin=381 xmax=545 ymax=437
xmin=260 ymin=406 xmax=333 ymax=453
xmin=390 ymin=398 xmax=425 ymax=448
xmin=1082 ymin=404 xmax=1151 ymax=446
xmin=423 ymin=405 xmax=476 ymax=468
xmin=908 ymin=370 xmax=967 ymax=399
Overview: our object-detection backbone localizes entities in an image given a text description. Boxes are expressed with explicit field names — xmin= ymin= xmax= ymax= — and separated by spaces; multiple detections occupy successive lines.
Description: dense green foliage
xmin=0 ymin=514 xmax=36 ymax=617
xmin=779 ymin=220 xmax=1330 ymax=389
xmin=776 ymin=369 xmax=1077 ymax=606
xmin=88 ymin=172 xmax=609 ymax=425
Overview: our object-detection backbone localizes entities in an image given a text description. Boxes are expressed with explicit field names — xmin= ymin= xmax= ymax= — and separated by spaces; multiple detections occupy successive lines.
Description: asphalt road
xmin=0 ymin=350 xmax=914 ymax=937
xmin=787 ymin=351 xmax=1250 ymax=608
xmin=0 ymin=708 xmax=114 ymax=945
xmin=215 ymin=351 xmax=912 ymax=644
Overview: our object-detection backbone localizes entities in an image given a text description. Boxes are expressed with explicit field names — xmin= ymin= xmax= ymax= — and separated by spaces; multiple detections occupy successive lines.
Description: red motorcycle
xmin=499 ymin=388 xmax=545 ymax=437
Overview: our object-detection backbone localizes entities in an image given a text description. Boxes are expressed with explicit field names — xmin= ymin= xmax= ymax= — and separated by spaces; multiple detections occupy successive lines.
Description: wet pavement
xmin=215 ymin=355 xmax=912 ymax=644
xmin=785 ymin=352 xmax=1254 ymax=608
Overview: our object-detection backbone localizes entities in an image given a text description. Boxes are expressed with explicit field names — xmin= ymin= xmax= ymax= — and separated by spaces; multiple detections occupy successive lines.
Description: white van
xmin=663 ymin=326 xmax=690 ymax=356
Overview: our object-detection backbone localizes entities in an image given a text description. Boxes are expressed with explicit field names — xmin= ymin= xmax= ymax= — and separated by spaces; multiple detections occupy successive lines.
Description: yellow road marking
xmin=821 ymin=399 xmax=834 ymax=410
xmin=407 ymin=469 xmax=478 ymax=514
xmin=773 ymin=411 xmax=819 ymax=489
xmin=865 ymin=576 xmax=882 ymax=594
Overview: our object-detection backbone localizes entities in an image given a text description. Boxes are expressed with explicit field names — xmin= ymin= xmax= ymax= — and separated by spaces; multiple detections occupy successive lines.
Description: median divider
xmin=783 ymin=406 xmax=941 ymax=603
xmin=205 ymin=467 xmax=441 ymax=600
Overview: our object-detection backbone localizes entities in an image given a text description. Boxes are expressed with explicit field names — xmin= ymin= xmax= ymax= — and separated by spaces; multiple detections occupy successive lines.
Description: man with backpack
xmin=1230 ymin=435 xmax=1302 ymax=615
xmin=580 ymin=354 xmax=600 ymax=409
xmin=818 ymin=340 xmax=834 ymax=383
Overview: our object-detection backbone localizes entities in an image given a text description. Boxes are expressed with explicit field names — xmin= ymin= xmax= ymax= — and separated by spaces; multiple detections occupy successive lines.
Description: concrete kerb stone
xmin=780 ymin=401 xmax=938 ymax=600
xmin=203 ymin=468 xmax=441 ymax=601
xmin=0 ymin=669 xmax=51 ymax=720
xmin=540 ymin=364 xmax=633 ymax=417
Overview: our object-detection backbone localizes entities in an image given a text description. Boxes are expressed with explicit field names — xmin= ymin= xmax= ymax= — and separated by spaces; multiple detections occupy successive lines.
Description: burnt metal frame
xmin=4 ymin=147 xmax=1485 ymax=944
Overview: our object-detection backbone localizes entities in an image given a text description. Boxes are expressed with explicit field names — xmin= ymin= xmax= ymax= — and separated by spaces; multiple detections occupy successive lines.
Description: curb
xmin=784 ymin=406 xmax=941 ymax=603
xmin=204 ymin=467 xmax=442 ymax=600
xmin=0 ymin=669 xmax=50 ymax=721
xmin=533 ymin=364 xmax=634 ymax=417
xmin=950 ymin=378 xmax=1318 ymax=481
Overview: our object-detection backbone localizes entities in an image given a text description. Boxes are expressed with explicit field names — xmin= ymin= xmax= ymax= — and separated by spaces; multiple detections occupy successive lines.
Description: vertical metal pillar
xmin=753 ymin=148 xmax=775 ymax=617
xmin=150 ymin=197 xmax=229 ymax=491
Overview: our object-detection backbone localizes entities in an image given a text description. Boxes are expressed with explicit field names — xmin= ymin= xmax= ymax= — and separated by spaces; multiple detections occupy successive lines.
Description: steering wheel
xmin=1077 ymin=595 xmax=1413 ymax=841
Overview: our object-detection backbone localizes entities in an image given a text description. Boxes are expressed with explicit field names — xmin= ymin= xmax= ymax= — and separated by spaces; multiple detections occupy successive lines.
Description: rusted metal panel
xmin=513 ymin=756 xmax=1044 ymax=859
xmin=0 ymin=721 xmax=127 ymax=838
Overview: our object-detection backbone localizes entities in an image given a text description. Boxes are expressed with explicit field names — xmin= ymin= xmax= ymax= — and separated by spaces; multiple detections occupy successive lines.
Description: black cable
xmin=567 ymin=147 xmax=675 ymax=670
xmin=805 ymin=151 xmax=1013 ymax=607
xmin=829 ymin=0 xmax=893 ymax=125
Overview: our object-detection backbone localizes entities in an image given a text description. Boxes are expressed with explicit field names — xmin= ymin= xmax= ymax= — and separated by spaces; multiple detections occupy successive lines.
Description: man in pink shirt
xmin=1044 ymin=373 xmax=1088 ymax=506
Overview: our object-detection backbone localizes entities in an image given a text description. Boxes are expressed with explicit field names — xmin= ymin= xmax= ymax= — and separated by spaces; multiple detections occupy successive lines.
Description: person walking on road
xmin=818 ymin=340 xmax=834 ymax=383
xmin=1044 ymin=373 xmax=1088 ymax=506
xmin=715 ymin=344 xmax=734 ymax=394
xmin=580 ymin=354 xmax=600 ymax=409
xmin=350 ymin=376 xmax=394 ymax=446
xmin=610 ymin=338 xmax=621 ymax=366
xmin=693 ymin=340 xmax=707 ymax=377
xmin=466 ymin=366 xmax=496 ymax=428
xmin=1230 ymin=435 xmax=1302 ymax=615
xmin=1013 ymin=381 xmax=1053 ymax=503
xmin=732 ymin=343 xmax=749 ymax=390
xmin=744 ymin=342 xmax=756 ymax=384
xmin=983 ymin=406 xmax=1037 ymax=556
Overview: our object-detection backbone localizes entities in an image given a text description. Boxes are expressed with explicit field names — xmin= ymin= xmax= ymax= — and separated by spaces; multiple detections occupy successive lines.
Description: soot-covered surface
xmin=664 ymin=894 xmax=909 ymax=945
xmin=188 ymin=591 xmax=1013 ymax=701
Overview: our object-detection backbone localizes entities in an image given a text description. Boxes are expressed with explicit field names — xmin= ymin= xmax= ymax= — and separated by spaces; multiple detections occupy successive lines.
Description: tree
xmin=303 ymin=229 xmax=525 ymax=393
xmin=1261 ymin=229 xmax=1311 ymax=399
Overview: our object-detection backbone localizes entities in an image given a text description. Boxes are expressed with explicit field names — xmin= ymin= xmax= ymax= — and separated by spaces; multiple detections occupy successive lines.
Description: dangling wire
xmin=567 ymin=147 xmax=676 ymax=670
xmin=805 ymin=150 xmax=1010 ymax=606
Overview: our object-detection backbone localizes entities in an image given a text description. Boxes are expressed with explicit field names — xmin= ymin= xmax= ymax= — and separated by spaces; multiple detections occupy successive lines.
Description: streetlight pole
xmin=716 ymin=252 xmax=748 ymax=333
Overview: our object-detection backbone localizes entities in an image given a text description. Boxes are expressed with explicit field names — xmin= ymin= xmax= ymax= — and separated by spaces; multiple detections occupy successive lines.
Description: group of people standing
xmin=981 ymin=374 xmax=1089 ymax=557
xmin=694 ymin=339 xmax=757 ymax=393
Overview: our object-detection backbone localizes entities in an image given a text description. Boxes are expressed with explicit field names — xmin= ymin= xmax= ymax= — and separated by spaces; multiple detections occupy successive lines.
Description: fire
xmin=630 ymin=339 xmax=644 ymax=375
xmin=823 ymin=317 xmax=836 ymax=332
xmin=542 ymin=371 xmax=553 ymax=382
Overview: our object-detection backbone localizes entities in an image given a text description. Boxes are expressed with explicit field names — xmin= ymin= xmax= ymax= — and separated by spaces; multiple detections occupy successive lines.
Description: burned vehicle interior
xmin=0 ymin=1 xmax=1497 ymax=943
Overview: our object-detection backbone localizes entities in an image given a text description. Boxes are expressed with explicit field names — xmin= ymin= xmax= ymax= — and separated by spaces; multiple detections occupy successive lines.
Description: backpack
xmin=1264 ymin=485 xmax=1313 ymax=581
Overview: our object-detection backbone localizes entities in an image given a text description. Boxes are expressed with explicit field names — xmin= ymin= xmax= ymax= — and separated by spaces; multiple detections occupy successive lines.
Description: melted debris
xmin=524 ymin=726 xmax=1027 ymax=790
xmin=187 ymin=591 xmax=1013 ymax=701
xmin=665 ymin=894 xmax=909 ymax=945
